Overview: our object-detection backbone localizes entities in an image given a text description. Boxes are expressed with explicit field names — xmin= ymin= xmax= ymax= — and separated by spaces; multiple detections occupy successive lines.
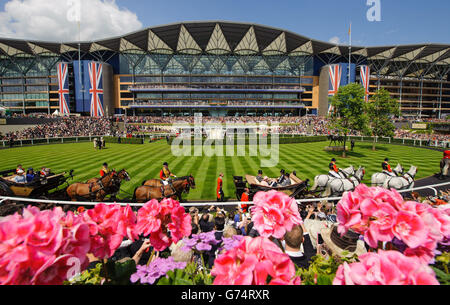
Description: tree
xmin=328 ymin=83 xmax=368 ymax=158
xmin=365 ymin=88 xmax=400 ymax=151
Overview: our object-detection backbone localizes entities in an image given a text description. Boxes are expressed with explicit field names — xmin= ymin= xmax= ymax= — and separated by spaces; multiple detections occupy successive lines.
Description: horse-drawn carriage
xmin=0 ymin=168 xmax=74 ymax=199
xmin=234 ymin=174 xmax=310 ymax=201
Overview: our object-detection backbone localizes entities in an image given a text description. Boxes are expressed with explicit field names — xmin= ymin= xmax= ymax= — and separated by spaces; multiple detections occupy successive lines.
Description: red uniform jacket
xmin=444 ymin=150 xmax=450 ymax=159
xmin=217 ymin=177 xmax=223 ymax=199
xmin=241 ymin=192 xmax=249 ymax=213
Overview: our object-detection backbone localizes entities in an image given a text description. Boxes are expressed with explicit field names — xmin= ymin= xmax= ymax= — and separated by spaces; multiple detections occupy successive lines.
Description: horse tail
xmin=310 ymin=176 xmax=318 ymax=191
xmin=323 ymin=184 xmax=332 ymax=198
xmin=132 ymin=187 xmax=138 ymax=202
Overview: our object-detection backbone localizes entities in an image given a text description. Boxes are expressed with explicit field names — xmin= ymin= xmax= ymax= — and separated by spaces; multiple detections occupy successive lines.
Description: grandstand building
xmin=0 ymin=21 xmax=448 ymax=118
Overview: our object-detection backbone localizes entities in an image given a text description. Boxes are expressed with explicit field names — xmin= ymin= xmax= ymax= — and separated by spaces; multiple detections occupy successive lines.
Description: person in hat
xmin=26 ymin=168 xmax=35 ymax=183
xmin=240 ymin=188 xmax=250 ymax=213
xmin=328 ymin=158 xmax=342 ymax=179
xmin=159 ymin=163 xmax=176 ymax=197
xmin=256 ymin=170 xmax=264 ymax=183
xmin=39 ymin=167 xmax=48 ymax=178
xmin=382 ymin=158 xmax=396 ymax=177
xmin=269 ymin=169 xmax=286 ymax=187
xmin=14 ymin=169 xmax=26 ymax=184
xmin=100 ymin=163 xmax=110 ymax=178
xmin=16 ymin=164 xmax=23 ymax=175
xmin=318 ymin=225 xmax=367 ymax=259
xmin=217 ymin=173 xmax=225 ymax=202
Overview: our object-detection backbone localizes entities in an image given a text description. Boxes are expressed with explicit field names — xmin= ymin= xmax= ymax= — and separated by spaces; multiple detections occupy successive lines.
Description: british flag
xmin=360 ymin=65 xmax=371 ymax=102
xmin=57 ymin=63 xmax=70 ymax=115
xmin=328 ymin=64 xmax=342 ymax=114
xmin=328 ymin=64 xmax=342 ymax=96
xmin=89 ymin=61 xmax=105 ymax=117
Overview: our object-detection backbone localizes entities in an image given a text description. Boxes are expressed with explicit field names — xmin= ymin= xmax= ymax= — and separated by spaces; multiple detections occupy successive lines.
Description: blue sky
xmin=114 ymin=0 xmax=449 ymax=46
xmin=0 ymin=0 xmax=448 ymax=45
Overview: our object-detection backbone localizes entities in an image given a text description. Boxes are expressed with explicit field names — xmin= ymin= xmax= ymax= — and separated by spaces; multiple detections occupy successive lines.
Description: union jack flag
xmin=360 ymin=65 xmax=371 ymax=102
xmin=328 ymin=64 xmax=342 ymax=96
xmin=89 ymin=62 xmax=105 ymax=117
xmin=57 ymin=63 xmax=70 ymax=115
xmin=328 ymin=64 xmax=342 ymax=114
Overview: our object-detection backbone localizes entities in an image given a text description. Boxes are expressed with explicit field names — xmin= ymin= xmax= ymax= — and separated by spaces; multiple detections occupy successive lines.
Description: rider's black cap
xmin=163 ymin=162 xmax=168 ymax=166
xmin=258 ymin=170 xmax=263 ymax=175
xmin=280 ymin=169 xmax=285 ymax=174
xmin=103 ymin=163 xmax=108 ymax=166
xmin=385 ymin=158 xmax=389 ymax=162
xmin=331 ymin=158 xmax=336 ymax=162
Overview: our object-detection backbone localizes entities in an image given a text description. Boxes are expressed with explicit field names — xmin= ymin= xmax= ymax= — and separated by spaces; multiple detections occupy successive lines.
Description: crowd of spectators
xmin=1 ymin=115 xmax=449 ymax=143
xmin=0 ymin=117 xmax=118 ymax=141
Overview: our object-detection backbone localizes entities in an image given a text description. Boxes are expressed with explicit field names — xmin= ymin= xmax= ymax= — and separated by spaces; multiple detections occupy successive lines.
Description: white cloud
xmin=329 ymin=36 xmax=341 ymax=45
xmin=0 ymin=0 xmax=143 ymax=42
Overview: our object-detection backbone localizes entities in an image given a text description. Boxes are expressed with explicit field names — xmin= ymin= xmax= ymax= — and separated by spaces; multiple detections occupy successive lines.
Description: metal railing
xmin=0 ymin=135 xmax=108 ymax=148
xmin=1 ymin=181 xmax=449 ymax=208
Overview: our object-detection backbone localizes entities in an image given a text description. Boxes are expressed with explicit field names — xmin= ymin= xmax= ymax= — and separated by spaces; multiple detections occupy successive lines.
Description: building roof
xmin=0 ymin=21 xmax=448 ymax=78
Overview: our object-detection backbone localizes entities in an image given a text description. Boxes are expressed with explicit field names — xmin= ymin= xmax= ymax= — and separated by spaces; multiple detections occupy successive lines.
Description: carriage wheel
xmin=0 ymin=182 xmax=13 ymax=197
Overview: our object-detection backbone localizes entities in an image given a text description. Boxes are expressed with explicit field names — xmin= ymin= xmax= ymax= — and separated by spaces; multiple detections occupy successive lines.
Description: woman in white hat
xmin=14 ymin=169 xmax=27 ymax=184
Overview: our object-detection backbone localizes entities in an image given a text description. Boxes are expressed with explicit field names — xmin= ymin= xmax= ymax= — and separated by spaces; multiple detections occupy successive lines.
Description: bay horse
xmin=133 ymin=176 xmax=196 ymax=203
xmin=86 ymin=169 xmax=131 ymax=200
xmin=67 ymin=171 xmax=120 ymax=202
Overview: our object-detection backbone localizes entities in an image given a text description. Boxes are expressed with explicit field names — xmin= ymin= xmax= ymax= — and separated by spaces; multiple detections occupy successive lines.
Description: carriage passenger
xmin=280 ymin=173 xmax=292 ymax=187
xmin=39 ymin=167 xmax=48 ymax=177
xmin=16 ymin=164 xmax=23 ymax=174
xmin=256 ymin=170 xmax=264 ymax=183
xmin=26 ymin=168 xmax=35 ymax=183
xmin=14 ymin=169 xmax=27 ymax=184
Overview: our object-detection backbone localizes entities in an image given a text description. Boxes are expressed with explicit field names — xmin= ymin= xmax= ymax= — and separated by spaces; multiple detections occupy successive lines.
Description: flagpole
xmin=348 ymin=22 xmax=352 ymax=84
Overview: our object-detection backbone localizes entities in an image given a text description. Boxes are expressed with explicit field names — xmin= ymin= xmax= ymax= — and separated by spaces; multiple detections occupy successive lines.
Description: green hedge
xmin=103 ymin=137 xmax=144 ymax=145
xmin=167 ymin=135 xmax=327 ymax=146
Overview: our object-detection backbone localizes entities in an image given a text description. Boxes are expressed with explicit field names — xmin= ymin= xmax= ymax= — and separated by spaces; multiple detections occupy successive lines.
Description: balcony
xmin=128 ymin=84 xmax=305 ymax=94
xmin=128 ymin=101 xmax=306 ymax=109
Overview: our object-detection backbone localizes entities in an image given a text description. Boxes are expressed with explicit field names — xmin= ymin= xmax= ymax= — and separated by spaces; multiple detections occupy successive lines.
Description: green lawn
xmin=0 ymin=141 xmax=442 ymax=201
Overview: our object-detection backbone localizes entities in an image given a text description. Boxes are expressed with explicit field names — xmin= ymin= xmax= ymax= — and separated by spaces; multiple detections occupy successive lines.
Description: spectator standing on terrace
xmin=282 ymin=224 xmax=315 ymax=269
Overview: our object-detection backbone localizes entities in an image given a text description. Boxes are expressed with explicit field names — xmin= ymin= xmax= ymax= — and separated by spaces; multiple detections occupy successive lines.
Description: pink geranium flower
xmin=137 ymin=198 xmax=191 ymax=251
xmin=333 ymin=250 xmax=439 ymax=285
xmin=252 ymin=191 xmax=303 ymax=239
xmin=0 ymin=206 xmax=93 ymax=285
xmin=360 ymin=199 xmax=397 ymax=248
xmin=336 ymin=184 xmax=450 ymax=262
xmin=211 ymin=236 xmax=301 ymax=285
xmin=392 ymin=211 xmax=428 ymax=249
xmin=83 ymin=203 xmax=137 ymax=259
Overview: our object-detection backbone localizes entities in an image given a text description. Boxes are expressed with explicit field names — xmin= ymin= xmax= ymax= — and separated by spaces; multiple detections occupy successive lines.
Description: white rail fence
xmin=1 ymin=181 xmax=449 ymax=208
xmin=0 ymin=135 xmax=107 ymax=148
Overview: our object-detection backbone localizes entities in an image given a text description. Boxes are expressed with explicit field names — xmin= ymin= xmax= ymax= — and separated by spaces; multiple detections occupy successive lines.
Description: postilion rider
xmin=382 ymin=158 xmax=396 ymax=177
xmin=100 ymin=163 xmax=111 ymax=177
xmin=160 ymin=162 xmax=176 ymax=196
xmin=329 ymin=158 xmax=346 ymax=179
